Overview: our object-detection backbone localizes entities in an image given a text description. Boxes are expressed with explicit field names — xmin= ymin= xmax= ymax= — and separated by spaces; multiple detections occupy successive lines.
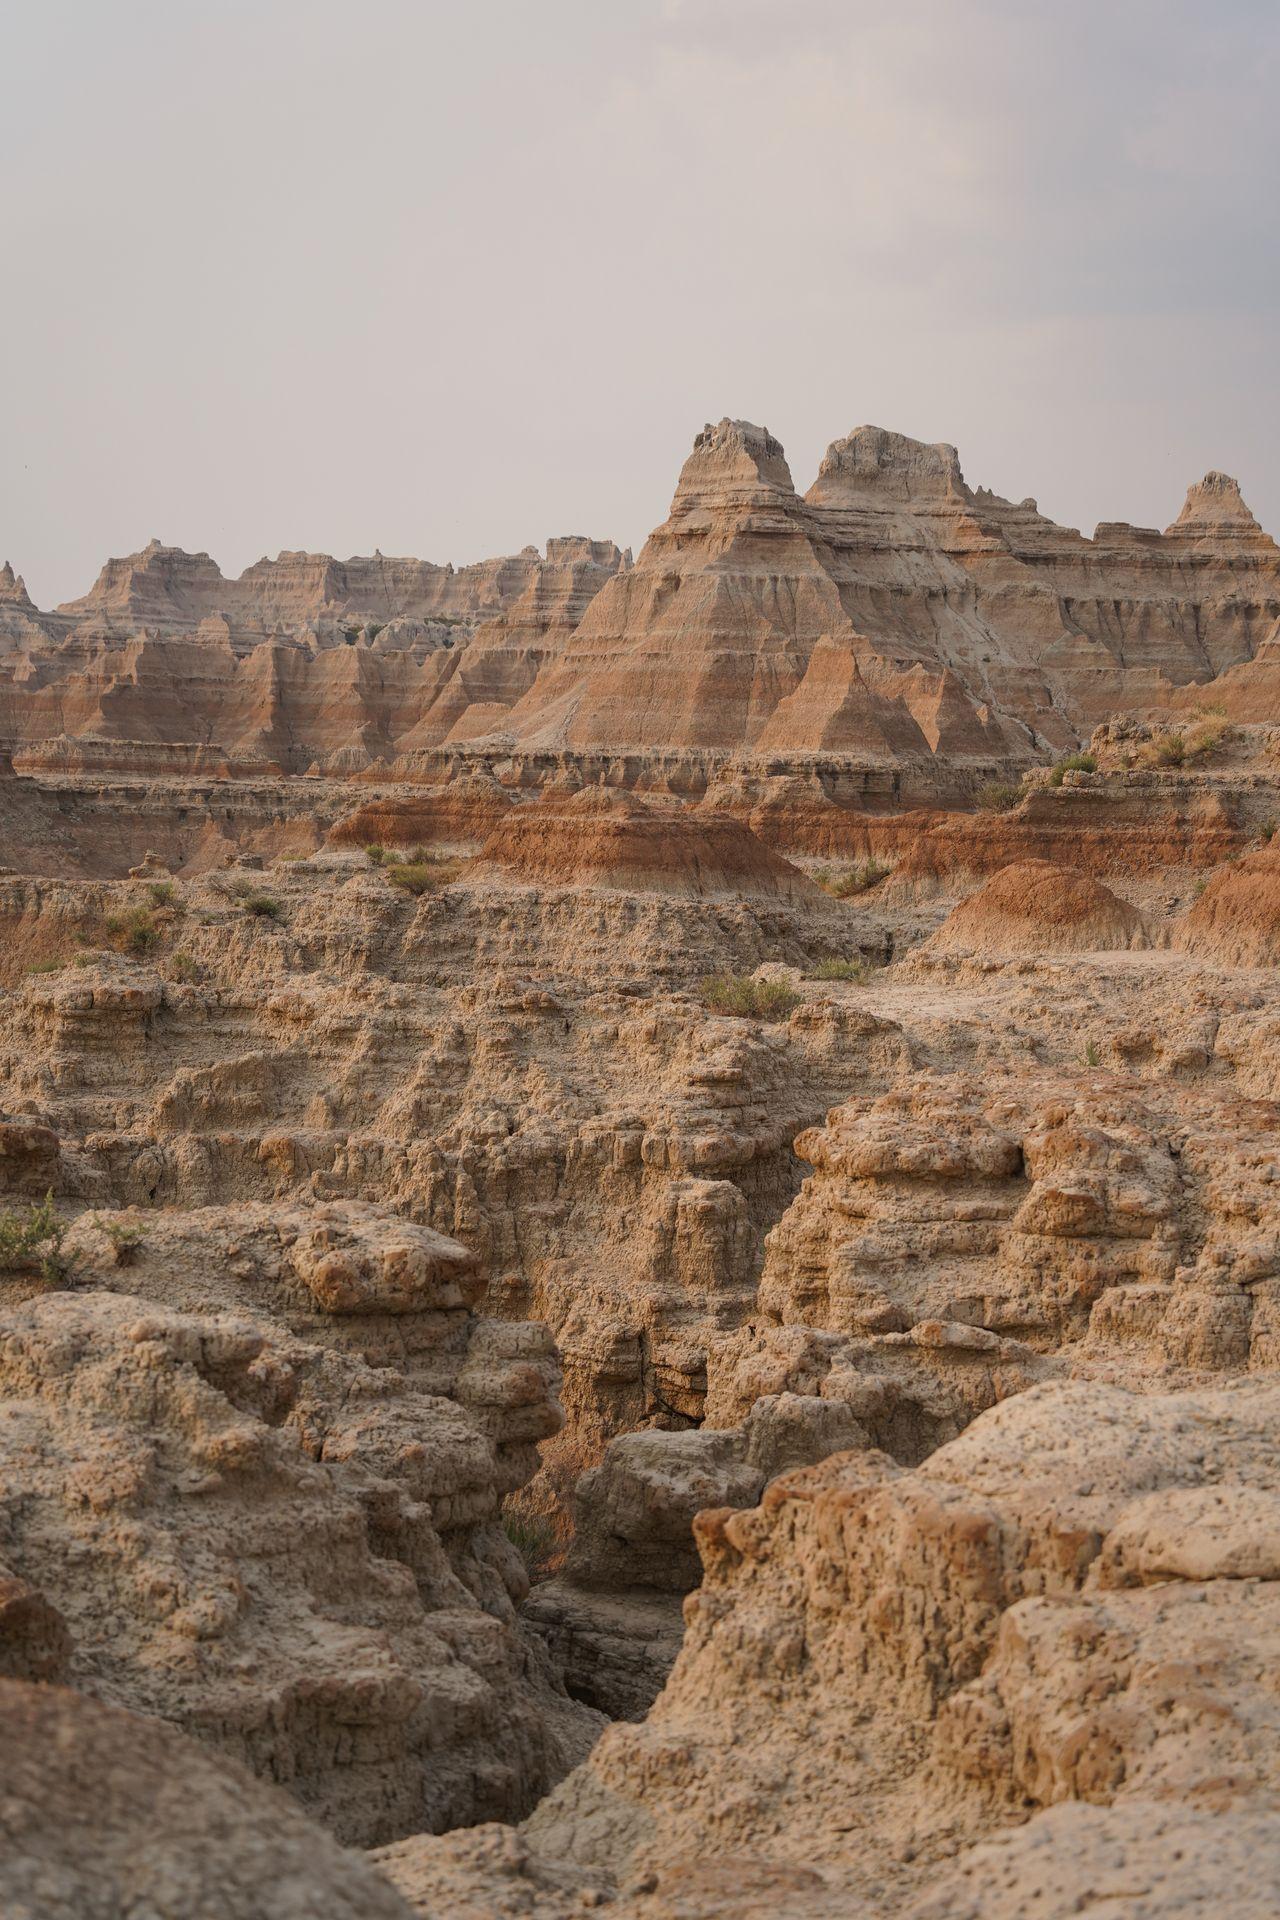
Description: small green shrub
xmin=1150 ymin=732 xmax=1186 ymax=768
xmin=816 ymin=858 xmax=892 ymax=898
xmin=99 ymin=1218 xmax=146 ymax=1266
xmin=810 ymin=958 xmax=870 ymax=982
xmin=700 ymin=973 xmax=800 ymax=1021
xmin=1048 ymin=752 xmax=1098 ymax=787
xmin=1078 ymin=1040 xmax=1100 ymax=1068
xmin=1185 ymin=716 xmax=1231 ymax=760
xmin=365 ymin=843 xmax=387 ymax=865
xmin=0 ymin=1191 xmax=72 ymax=1283
xmin=105 ymin=906 xmax=161 ymax=955
xmin=24 ymin=959 xmax=65 ymax=976
xmin=503 ymin=1512 xmax=558 ymax=1577
xmin=147 ymin=881 xmax=177 ymax=907
xmin=167 ymin=951 xmax=198 ymax=982
xmin=1259 ymin=818 xmax=1277 ymax=844
xmin=387 ymin=860 xmax=461 ymax=897
xmin=241 ymin=894 xmax=283 ymax=920
xmin=977 ymin=780 xmax=1023 ymax=812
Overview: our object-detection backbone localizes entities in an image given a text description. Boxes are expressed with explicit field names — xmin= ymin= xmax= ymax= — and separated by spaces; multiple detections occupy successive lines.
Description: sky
xmin=3 ymin=0 xmax=1278 ymax=606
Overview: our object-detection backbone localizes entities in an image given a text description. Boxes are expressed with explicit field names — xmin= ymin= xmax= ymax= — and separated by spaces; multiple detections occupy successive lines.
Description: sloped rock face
xmin=927 ymin=860 xmax=1148 ymax=954
xmin=0 ymin=538 xmax=627 ymax=775
xmin=5 ymin=664 xmax=1280 ymax=1915
xmin=478 ymin=787 xmax=821 ymax=901
xmin=0 ymin=1680 xmax=416 ymax=1920
xmin=1174 ymin=839 xmax=1280 ymax=965
xmin=4 ymin=422 xmax=1278 ymax=777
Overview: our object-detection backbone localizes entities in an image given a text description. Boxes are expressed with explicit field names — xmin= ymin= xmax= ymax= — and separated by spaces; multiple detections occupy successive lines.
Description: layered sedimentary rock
xmin=1174 ymin=839 xmax=1280 ymax=965
xmin=926 ymin=860 xmax=1148 ymax=954
xmin=4 ymin=580 xmax=1280 ymax=1915
xmin=5 ymin=420 xmax=1278 ymax=778
xmin=0 ymin=538 xmax=628 ymax=775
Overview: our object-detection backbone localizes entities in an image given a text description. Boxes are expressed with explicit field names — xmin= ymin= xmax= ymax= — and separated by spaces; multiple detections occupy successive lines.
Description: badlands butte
xmin=2 ymin=417 xmax=1280 ymax=1915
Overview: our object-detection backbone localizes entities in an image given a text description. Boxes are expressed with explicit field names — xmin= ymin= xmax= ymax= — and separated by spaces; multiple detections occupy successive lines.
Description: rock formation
xmin=926 ymin=860 xmax=1149 ymax=955
xmin=4 ymin=416 xmax=1280 ymax=1915
xmin=0 ymin=1680 xmax=416 ymax=1919
xmin=4 ymin=420 xmax=1278 ymax=781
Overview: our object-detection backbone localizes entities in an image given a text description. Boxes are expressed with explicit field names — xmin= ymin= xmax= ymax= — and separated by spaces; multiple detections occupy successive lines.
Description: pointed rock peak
xmin=808 ymin=425 xmax=968 ymax=506
xmin=673 ymin=418 xmax=796 ymax=506
xmin=1167 ymin=470 xmax=1265 ymax=537
xmin=0 ymin=561 xmax=34 ymax=607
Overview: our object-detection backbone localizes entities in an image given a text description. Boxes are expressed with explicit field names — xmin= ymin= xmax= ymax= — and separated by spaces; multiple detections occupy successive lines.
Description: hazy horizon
xmin=4 ymin=0 xmax=1278 ymax=607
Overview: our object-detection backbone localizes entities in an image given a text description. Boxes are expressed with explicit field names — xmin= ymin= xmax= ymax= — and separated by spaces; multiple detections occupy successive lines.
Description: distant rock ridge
xmin=3 ymin=419 xmax=1278 ymax=770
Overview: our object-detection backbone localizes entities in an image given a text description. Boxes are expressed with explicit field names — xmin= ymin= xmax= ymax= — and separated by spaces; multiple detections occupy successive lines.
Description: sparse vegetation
xmin=167 ymin=950 xmax=199 ymax=982
xmin=503 ymin=1512 xmax=559 ymax=1576
xmin=700 ymin=973 xmax=801 ymax=1021
xmin=147 ymin=881 xmax=177 ymax=907
xmin=501 ymin=1434 xmax=591 ymax=1581
xmin=813 ymin=857 xmax=892 ymax=898
xmin=977 ymin=779 xmax=1023 ymax=812
xmin=241 ymin=894 xmax=283 ymax=920
xmin=24 ymin=958 xmax=65 ymax=976
xmin=365 ymin=843 xmax=387 ymax=865
xmin=1142 ymin=731 xmax=1186 ymax=768
xmin=0 ymin=1191 xmax=73 ymax=1284
xmin=1078 ymin=1040 xmax=1100 ymax=1068
xmin=99 ymin=1218 xmax=146 ymax=1266
xmin=1048 ymin=752 xmax=1097 ymax=787
xmin=105 ymin=906 xmax=161 ymax=955
xmin=1185 ymin=714 xmax=1232 ymax=760
xmin=387 ymin=859 xmax=462 ymax=897
xmin=1259 ymin=818 xmax=1277 ymax=844
xmin=810 ymin=957 xmax=871 ymax=982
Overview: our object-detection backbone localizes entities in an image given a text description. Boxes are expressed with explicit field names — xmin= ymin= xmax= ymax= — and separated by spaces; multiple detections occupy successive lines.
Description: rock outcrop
xmin=5 ymin=423 xmax=1278 ymax=777
xmin=1174 ymin=840 xmax=1280 ymax=966
xmin=384 ymin=1377 xmax=1280 ymax=1915
xmin=0 ymin=1193 xmax=601 ymax=1848
xmin=0 ymin=1680 xmax=416 ymax=1919
xmin=926 ymin=860 xmax=1148 ymax=955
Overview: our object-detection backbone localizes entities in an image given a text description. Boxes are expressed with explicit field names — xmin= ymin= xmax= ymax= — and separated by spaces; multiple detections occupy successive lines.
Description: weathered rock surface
xmin=0 ymin=1679 xmax=416 ymax=1919
xmin=389 ymin=1377 xmax=1280 ymax=1914
xmin=4 ymin=546 xmax=1280 ymax=1915
xmin=927 ymin=859 xmax=1148 ymax=954
xmin=0 ymin=1279 xmax=595 ymax=1846
xmin=5 ymin=422 xmax=1279 ymax=776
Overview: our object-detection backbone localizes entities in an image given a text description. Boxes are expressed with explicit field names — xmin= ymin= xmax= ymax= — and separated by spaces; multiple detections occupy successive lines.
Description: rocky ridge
xmin=5 ymin=419 xmax=1279 ymax=780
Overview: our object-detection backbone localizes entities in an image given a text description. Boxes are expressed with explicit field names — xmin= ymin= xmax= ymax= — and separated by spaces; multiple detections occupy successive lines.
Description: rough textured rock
xmin=4 ymin=509 xmax=1280 ymax=1916
xmin=5 ymin=423 xmax=1279 ymax=774
xmin=0 ymin=1272 xmax=596 ymax=1847
xmin=1174 ymin=840 xmax=1280 ymax=965
xmin=0 ymin=1679 xmax=416 ymax=1919
xmin=927 ymin=859 xmax=1149 ymax=954
xmin=472 ymin=1379 xmax=1280 ymax=1914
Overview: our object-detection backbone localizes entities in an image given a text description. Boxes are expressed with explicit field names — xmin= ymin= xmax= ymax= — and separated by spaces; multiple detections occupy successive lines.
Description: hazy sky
xmin=4 ymin=0 xmax=1278 ymax=606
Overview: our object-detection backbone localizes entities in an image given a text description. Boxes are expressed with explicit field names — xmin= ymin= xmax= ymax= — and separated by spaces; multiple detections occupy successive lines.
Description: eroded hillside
xmin=3 ymin=441 xmax=1280 ymax=1913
